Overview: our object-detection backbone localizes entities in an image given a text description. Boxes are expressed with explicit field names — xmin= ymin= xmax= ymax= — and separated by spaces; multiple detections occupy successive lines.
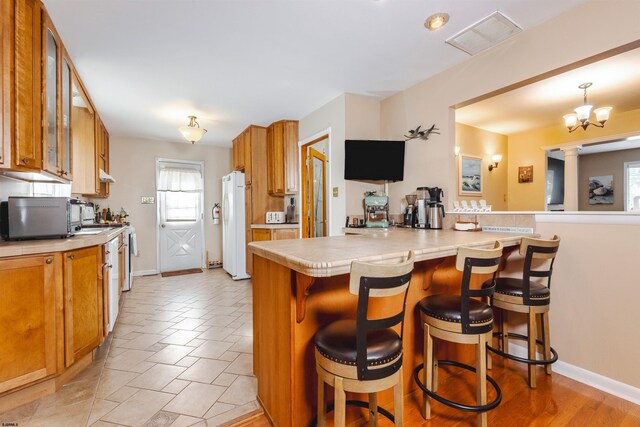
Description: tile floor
xmin=0 ymin=269 xmax=260 ymax=427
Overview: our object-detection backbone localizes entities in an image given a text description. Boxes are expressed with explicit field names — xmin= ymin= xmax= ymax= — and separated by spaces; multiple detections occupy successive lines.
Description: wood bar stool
xmin=314 ymin=251 xmax=415 ymax=427
xmin=485 ymin=235 xmax=560 ymax=388
xmin=414 ymin=242 xmax=503 ymax=427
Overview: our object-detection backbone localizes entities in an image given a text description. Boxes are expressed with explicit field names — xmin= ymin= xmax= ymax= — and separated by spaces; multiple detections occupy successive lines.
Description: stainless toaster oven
xmin=0 ymin=197 xmax=84 ymax=240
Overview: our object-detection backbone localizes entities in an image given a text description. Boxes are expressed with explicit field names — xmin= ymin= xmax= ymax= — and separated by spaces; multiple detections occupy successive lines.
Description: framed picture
xmin=459 ymin=155 xmax=482 ymax=196
xmin=518 ymin=165 xmax=533 ymax=183
xmin=589 ymin=175 xmax=614 ymax=204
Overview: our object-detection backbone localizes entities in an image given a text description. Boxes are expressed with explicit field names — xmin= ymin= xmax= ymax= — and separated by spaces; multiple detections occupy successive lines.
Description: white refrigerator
xmin=222 ymin=171 xmax=250 ymax=280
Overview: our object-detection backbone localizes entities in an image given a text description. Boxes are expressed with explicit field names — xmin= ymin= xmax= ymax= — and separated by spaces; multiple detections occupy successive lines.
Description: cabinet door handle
xmin=68 ymin=254 xmax=75 ymax=260
xmin=105 ymin=250 xmax=110 ymax=254
xmin=46 ymin=258 xmax=53 ymax=264
xmin=22 ymin=157 xmax=31 ymax=165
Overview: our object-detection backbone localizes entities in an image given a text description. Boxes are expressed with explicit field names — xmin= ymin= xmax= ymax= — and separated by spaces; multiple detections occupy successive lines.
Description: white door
xmin=157 ymin=161 xmax=204 ymax=273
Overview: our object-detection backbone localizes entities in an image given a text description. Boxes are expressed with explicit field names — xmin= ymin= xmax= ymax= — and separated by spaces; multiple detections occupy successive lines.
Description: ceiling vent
xmin=446 ymin=11 xmax=521 ymax=56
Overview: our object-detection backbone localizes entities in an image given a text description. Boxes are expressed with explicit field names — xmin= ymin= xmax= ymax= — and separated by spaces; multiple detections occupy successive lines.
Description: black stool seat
xmin=418 ymin=295 xmax=493 ymax=333
xmin=484 ymin=277 xmax=550 ymax=304
xmin=314 ymin=319 xmax=402 ymax=366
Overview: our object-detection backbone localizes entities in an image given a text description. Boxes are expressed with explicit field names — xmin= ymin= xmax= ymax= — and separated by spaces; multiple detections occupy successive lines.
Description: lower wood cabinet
xmin=63 ymin=246 xmax=104 ymax=367
xmin=252 ymin=228 xmax=300 ymax=242
xmin=0 ymin=253 xmax=62 ymax=394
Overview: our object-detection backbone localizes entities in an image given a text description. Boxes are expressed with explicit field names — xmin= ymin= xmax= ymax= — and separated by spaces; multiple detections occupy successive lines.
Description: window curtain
xmin=157 ymin=167 xmax=203 ymax=192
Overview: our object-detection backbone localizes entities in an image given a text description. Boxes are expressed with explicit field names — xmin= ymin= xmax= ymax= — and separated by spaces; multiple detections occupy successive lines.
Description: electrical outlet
xmin=141 ymin=196 xmax=155 ymax=204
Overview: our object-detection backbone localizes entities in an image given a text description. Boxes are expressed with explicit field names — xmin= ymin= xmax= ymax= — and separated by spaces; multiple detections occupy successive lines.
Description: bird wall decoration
xmin=404 ymin=124 xmax=440 ymax=141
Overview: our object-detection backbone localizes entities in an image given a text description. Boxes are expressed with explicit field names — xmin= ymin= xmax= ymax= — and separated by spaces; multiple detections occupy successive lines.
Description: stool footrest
xmin=413 ymin=360 xmax=502 ymax=413
xmin=309 ymin=400 xmax=394 ymax=427
xmin=488 ymin=332 xmax=558 ymax=365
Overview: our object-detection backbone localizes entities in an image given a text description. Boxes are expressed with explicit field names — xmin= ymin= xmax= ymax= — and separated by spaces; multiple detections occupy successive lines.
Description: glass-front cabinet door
xmin=43 ymin=25 xmax=59 ymax=176
xmin=61 ymin=56 xmax=72 ymax=179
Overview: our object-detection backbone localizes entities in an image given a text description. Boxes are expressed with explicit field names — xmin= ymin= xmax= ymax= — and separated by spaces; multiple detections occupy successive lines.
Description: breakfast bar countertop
xmin=0 ymin=227 xmax=128 ymax=258
xmin=248 ymin=228 xmax=531 ymax=277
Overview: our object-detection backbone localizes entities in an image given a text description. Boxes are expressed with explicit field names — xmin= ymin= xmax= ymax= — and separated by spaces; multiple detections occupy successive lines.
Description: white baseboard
xmin=507 ymin=343 xmax=640 ymax=405
xmin=132 ymin=269 xmax=158 ymax=277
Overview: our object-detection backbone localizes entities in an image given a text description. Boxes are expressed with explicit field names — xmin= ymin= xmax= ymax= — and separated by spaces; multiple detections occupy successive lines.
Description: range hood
xmin=99 ymin=169 xmax=116 ymax=184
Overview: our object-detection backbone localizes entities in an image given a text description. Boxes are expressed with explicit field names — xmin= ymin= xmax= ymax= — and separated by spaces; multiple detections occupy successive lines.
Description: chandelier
xmin=563 ymin=83 xmax=612 ymax=133
xmin=179 ymin=116 xmax=207 ymax=143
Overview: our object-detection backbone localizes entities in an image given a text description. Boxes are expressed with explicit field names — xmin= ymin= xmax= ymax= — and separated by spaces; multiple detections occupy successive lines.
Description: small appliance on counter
xmin=82 ymin=203 xmax=96 ymax=225
xmin=416 ymin=187 xmax=429 ymax=228
xmin=403 ymin=194 xmax=418 ymax=228
xmin=427 ymin=187 xmax=445 ymax=229
xmin=363 ymin=192 xmax=389 ymax=228
xmin=285 ymin=197 xmax=296 ymax=224
xmin=266 ymin=211 xmax=286 ymax=224
xmin=0 ymin=197 xmax=84 ymax=240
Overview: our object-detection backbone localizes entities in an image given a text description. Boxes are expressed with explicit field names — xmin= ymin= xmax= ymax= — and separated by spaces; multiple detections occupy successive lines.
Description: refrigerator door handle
xmin=223 ymin=193 xmax=230 ymax=225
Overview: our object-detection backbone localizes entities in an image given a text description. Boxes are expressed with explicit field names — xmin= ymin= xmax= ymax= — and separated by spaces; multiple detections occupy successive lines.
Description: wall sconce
xmin=454 ymin=146 xmax=461 ymax=156
xmin=488 ymin=154 xmax=502 ymax=171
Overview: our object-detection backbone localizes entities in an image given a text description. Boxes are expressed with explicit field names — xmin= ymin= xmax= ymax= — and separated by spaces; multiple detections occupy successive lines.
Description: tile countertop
xmin=0 ymin=227 xmax=128 ymax=258
xmin=251 ymin=223 xmax=299 ymax=229
xmin=248 ymin=228 xmax=532 ymax=277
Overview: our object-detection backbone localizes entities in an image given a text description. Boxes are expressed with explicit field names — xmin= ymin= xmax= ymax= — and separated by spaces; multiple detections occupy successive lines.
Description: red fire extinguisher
xmin=212 ymin=203 xmax=221 ymax=225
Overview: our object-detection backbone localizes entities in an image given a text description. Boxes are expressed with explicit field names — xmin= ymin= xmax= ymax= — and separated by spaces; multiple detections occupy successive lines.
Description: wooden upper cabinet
xmin=233 ymin=133 xmax=246 ymax=172
xmin=60 ymin=53 xmax=72 ymax=180
xmin=71 ymin=73 xmax=96 ymax=195
xmin=13 ymin=0 xmax=42 ymax=171
xmin=267 ymin=120 xmax=299 ymax=195
xmin=93 ymin=117 xmax=109 ymax=198
xmin=63 ymin=246 xmax=103 ymax=367
xmin=0 ymin=253 xmax=61 ymax=394
xmin=42 ymin=15 xmax=65 ymax=179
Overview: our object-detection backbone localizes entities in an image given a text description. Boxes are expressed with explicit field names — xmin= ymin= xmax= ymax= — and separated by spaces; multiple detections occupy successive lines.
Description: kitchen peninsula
xmin=0 ymin=227 xmax=128 ymax=413
xmin=248 ymin=228 xmax=531 ymax=426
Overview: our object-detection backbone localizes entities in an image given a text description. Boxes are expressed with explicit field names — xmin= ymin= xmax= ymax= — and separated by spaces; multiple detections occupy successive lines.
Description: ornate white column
xmin=561 ymin=146 xmax=580 ymax=211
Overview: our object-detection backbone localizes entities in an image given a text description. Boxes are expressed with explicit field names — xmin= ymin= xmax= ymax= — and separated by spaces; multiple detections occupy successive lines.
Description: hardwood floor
xmin=242 ymin=356 xmax=640 ymax=426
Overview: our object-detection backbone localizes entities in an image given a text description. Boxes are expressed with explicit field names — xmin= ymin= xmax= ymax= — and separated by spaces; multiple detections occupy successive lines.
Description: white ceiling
xmin=43 ymin=0 xmax=585 ymax=147
xmin=456 ymin=47 xmax=640 ymax=135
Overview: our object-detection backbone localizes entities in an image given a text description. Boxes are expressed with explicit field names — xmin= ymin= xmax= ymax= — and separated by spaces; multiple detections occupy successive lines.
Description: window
xmin=164 ymin=191 xmax=199 ymax=221
xmin=625 ymin=161 xmax=640 ymax=212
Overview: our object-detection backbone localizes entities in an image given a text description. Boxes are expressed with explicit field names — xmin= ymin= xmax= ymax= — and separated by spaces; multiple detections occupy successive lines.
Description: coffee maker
xmin=363 ymin=192 xmax=389 ymax=228
xmin=403 ymin=194 xmax=417 ymax=228
xmin=427 ymin=187 xmax=445 ymax=229
xmin=416 ymin=187 xmax=429 ymax=228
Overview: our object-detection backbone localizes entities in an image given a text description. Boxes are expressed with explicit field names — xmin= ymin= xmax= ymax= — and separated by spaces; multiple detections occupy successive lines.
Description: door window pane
xmin=165 ymin=192 xmax=199 ymax=221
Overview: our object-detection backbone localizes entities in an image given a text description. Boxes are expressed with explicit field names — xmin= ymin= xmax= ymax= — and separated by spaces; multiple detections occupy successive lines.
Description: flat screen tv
xmin=344 ymin=140 xmax=405 ymax=181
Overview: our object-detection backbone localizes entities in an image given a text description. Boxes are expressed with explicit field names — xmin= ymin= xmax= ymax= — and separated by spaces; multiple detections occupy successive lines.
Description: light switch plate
xmin=141 ymin=196 xmax=155 ymax=204
xmin=332 ymin=187 xmax=339 ymax=197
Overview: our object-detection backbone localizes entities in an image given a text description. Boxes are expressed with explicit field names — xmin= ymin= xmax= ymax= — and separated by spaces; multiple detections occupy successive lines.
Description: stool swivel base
xmin=487 ymin=331 xmax=558 ymax=366
xmin=414 ymin=360 xmax=502 ymax=413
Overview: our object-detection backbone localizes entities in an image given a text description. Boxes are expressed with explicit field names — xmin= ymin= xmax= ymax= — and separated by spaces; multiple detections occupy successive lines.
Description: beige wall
xmin=508 ymin=107 xmax=640 ymax=211
xmin=533 ymin=220 xmax=640 ymax=388
xmin=344 ymin=93 xmax=383 ymax=216
xmin=579 ymin=148 xmax=640 ymax=211
xmin=95 ymin=136 xmax=231 ymax=274
xmin=455 ymin=123 xmax=508 ymax=210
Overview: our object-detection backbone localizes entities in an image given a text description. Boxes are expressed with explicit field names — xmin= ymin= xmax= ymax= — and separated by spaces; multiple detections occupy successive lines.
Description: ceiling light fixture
xmin=425 ymin=13 xmax=449 ymax=31
xmin=563 ymin=83 xmax=612 ymax=133
xmin=179 ymin=116 xmax=207 ymax=143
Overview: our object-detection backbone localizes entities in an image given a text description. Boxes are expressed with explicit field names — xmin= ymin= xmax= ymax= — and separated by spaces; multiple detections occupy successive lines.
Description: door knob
xmin=161 ymin=224 xmax=166 ymax=228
